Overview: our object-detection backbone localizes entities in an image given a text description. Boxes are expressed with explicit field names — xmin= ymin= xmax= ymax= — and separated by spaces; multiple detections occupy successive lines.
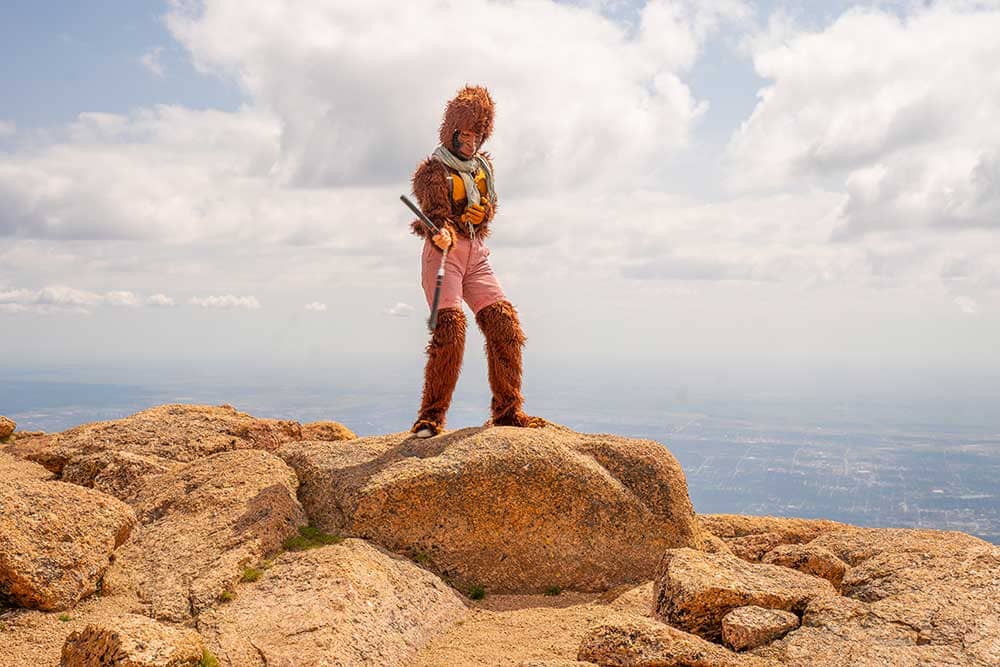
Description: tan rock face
xmin=654 ymin=548 xmax=834 ymax=642
xmin=0 ymin=416 xmax=15 ymax=439
xmin=280 ymin=424 xmax=718 ymax=594
xmin=61 ymin=613 xmax=205 ymax=667
xmin=103 ymin=450 xmax=306 ymax=622
xmin=722 ymin=606 xmax=799 ymax=651
xmin=301 ymin=420 xmax=356 ymax=441
xmin=5 ymin=404 xmax=303 ymax=479
xmin=576 ymin=614 xmax=773 ymax=666
xmin=701 ymin=515 xmax=850 ymax=562
xmin=760 ymin=544 xmax=847 ymax=591
xmin=601 ymin=581 xmax=656 ymax=617
xmin=0 ymin=450 xmax=53 ymax=481
xmin=62 ymin=451 xmax=177 ymax=503
xmin=754 ymin=529 xmax=1000 ymax=666
xmin=197 ymin=538 xmax=467 ymax=667
xmin=0 ymin=460 xmax=136 ymax=611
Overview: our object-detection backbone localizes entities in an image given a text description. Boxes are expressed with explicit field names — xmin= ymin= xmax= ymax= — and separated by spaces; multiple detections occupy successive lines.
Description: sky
xmin=1 ymin=0 xmax=999 ymax=402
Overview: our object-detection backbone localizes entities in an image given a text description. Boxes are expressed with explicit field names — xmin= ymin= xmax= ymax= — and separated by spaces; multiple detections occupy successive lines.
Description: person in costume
xmin=408 ymin=84 xmax=546 ymax=438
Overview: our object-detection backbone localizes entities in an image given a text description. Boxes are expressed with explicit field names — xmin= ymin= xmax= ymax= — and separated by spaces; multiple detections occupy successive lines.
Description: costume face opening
xmin=452 ymin=128 xmax=479 ymax=159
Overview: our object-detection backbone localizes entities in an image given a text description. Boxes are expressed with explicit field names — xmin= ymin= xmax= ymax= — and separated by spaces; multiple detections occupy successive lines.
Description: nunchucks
xmin=399 ymin=194 xmax=449 ymax=333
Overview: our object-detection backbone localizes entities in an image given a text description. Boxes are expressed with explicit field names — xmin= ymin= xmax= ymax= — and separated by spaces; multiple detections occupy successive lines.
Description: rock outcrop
xmin=3 ymin=404 xmax=999 ymax=667
xmin=654 ymin=548 xmax=835 ymax=642
xmin=103 ymin=450 xmax=306 ymax=622
xmin=196 ymin=539 xmax=467 ymax=667
xmin=5 ymin=404 xmax=303 ymax=480
xmin=0 ymin=453 xmax=136 ymax=611
xmin=722 ymin=606 xmax=799 ymax=651
xmin=754 ymin=527 xmax=1000 ymax=665
xmin=61 ymin=613 xmax=206 ymax=667
xmin=279 ymin=424 xmax=721 ymax=594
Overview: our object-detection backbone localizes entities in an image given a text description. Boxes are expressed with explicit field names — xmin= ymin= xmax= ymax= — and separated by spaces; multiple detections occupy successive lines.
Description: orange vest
xmin=447 ymin=168 xmax=489 ymax=204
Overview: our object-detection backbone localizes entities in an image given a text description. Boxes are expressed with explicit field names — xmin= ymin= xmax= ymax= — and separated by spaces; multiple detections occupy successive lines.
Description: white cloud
xmin=140 ymin=46 xmax=166 ymax=77
xmin=0 ymin=286 xmax=142 ymax=313
xmin=726 ymin=3 xmax=1000 ymax=239
xmin=189 ymin=294 xmax=261 ymax=309
xmin=0 ymin=120 xmax=15 ymax=138
xmin=385 ymin=302 xmax=414 ymax=317
xmin=102 ymin=290 xmax=140 ymax=306
xmin=163 ymin=0 xmax=744 ymax=194
xmin=147 ymin=293 xmax=176 ymax=306
xmin=954 ymin=295 xmax=980 ymax=314
xmin=304 ymin=301 xmax=326 ymax=311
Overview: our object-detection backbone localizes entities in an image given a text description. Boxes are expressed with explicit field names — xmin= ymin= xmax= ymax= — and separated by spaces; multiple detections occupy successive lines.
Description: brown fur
xmin=475 ymin=300 xmax=545 ymax=428
xmin=411 ymin=307 xmax=467 ymax=435
xmin=438 ymin=85 xmax=495 ymax=147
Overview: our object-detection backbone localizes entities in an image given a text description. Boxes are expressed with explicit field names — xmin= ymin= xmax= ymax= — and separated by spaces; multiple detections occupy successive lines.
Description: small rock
xmin=0 ymin=416 xmax=15 ymax=439
xmin=761 ymin=543 xmax=848 ymax=590
xmin=722 ymin=605 xmax=799 ymax=651
xmin=654 ymin=547 xmax=835 ymax=642
xmin=301 ymin=420 xmax=356 ymax=441
xmin=62 ymin=613 xmax=205 ymax=666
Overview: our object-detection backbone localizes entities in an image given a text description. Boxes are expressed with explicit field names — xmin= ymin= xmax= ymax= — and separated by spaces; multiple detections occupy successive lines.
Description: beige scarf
xmin=432 ymin=145 xmax=496 ymax=208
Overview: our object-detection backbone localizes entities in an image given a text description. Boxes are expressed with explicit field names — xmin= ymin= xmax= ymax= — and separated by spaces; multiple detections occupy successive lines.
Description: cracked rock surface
xmin=280 ymin=423 xmax=723 ymax=594
xmin=196 ymin=539 xmax=467 ymax=667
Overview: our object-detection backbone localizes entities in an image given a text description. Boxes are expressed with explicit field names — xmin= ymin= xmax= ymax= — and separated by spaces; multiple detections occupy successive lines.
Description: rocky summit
xmin=1 ymin=405 xmax=998 ymax=666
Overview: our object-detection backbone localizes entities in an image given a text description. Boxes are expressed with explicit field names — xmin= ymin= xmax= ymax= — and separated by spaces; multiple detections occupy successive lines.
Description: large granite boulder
xmin=196 ymin=539 xmax=467 ymax=666
xmin=279 ymin=424 xmax=721 ymax=593
xmin=654 ymin=548 xmax=835 ymax=642
xmin=0 ymin=453 xmax=136 ymax=611
xmin=103 ymin=449 xmax=306 ymax=621
xmin=62 ymin=613 xmax=206 ymax=666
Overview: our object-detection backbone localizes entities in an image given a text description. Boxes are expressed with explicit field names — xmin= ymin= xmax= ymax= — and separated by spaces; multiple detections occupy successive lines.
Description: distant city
xmin=3 ymin=372 xmax=997 ymax=546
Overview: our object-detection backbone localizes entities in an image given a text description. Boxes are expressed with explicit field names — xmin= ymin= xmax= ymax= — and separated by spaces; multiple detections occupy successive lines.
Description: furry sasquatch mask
xmin=439 ymin=85 xmax=495 ymax=150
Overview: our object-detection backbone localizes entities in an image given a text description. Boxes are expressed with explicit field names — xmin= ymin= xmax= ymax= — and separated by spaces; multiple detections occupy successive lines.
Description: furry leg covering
xmin=412 ymin=307 xmax=466 ymax=435
xmin=475 ymin=299 xmax=546 ymax=428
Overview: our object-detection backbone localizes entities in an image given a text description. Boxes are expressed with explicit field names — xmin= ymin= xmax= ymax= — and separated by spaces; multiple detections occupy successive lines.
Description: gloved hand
xmin=460 ymin=203 xmax=486 ymax=226
xmin=432 ymin=227 xmax=453 ymax=251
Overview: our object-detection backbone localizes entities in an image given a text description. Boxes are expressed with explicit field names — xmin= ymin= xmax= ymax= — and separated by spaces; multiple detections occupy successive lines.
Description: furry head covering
xmin=439 ymin=85 xmax=495 ymax=147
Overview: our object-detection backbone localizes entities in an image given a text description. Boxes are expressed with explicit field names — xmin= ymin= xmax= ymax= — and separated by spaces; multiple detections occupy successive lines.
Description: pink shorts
xmin=421 ymin=234 xmax=507 ymax=316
